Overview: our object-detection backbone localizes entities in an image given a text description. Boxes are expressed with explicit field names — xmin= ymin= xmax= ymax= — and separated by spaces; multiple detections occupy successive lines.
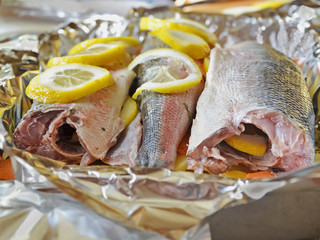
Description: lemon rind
xmin=132 ymin=76 xmax=201 ymax=99
xmin=68 ymin=36 xmax=139 ymax=55
xmin=47 ymin=44 xmax=127 ymax=68
xmin=128 ymin=48 xmax=200 ymax=72
xmin=140 ymin=17 xmax=216 ymax=46
xmin=149 ymin=28 xmax=210 ymax=59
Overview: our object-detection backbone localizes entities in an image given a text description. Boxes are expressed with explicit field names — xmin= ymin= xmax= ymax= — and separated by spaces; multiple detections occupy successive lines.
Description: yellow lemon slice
xmin=222 ymin=170 xmax=247 ymax=179
xmin=203 ymin=56 xmax=210 ymax=75
xmin=149 ymin=28 xmax=210 ymax=59
xmin=68 ymin=36 xmax=139 ymax=55
xmin=167 ymin=17 xmax=214 ymax=38
xmin=26 ymin=63 xmax=114 ymax=104
xmin=128 ymin=48 xmax=202 ymax=99
xmin=252 ymin=0 xmax=292 ymax=9
xmin=140 ymin=17 xmax=216 ymax=46
xmin=120 ymin=96 xmax=138 ymax=126
xmin=47 ymin=43 xmax=128 ymax=69
xmin=174 ymin=154 xmax=188 ymax=171
xmin=224 ymin=134 xmax=267 ymax=157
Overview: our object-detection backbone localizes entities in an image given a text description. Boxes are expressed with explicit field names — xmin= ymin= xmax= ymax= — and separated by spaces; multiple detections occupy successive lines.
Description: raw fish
xmin=14 ymin=68 xmax=135 ymax=164
xmin=187 ymin=41 xmax=315 ymax=174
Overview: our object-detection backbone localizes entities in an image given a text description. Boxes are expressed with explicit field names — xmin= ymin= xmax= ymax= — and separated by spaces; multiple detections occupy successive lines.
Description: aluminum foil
xmin=1 ymin=1 xmax=320 ymax=239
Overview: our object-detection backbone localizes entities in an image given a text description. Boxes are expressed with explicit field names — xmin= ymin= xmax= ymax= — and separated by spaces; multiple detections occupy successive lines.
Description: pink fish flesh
xmin=103 ymin=113 xmax=142 ymax=167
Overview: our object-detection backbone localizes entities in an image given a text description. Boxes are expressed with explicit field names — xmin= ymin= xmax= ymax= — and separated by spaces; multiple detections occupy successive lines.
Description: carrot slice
xmin=0 ymin=158 xmax=14 ymax=180
xmin=246 ymin=171 xmax=274 ymax=179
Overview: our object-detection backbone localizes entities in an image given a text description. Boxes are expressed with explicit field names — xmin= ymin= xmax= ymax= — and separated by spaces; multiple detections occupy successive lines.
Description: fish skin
xmin=187 ymin=41 xmax=315 ymax=174
xmin=13 ymin=68 xmax=136 ymax=164
xmin=135 ymin=81 xmax=204 ymax=169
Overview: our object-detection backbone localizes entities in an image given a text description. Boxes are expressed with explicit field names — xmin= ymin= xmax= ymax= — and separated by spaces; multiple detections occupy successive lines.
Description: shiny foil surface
xmin=1 ymin=1 xmax=320 ymax=239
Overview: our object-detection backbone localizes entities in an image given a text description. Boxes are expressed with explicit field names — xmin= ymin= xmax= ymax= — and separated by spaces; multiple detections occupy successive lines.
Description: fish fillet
xmin=187 ymin=41 xmax=315 ymax=174
xmin=13 ymin=68 xmax=136 ymax=164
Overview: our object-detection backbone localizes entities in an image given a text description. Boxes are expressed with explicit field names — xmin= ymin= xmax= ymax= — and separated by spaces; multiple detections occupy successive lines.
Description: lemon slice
xmin=149 ymin=28 xmax=210 ymax=59
xmin=222 ymin=170 xmax=247 ymax=179
xmin=168 ymin=17 xmax=216 ymax=44
xmin=128 ymin=48 xmax=202 ymax=99
xmin=224 ymin=134 xmax=267 ymax=157
xmin=68 ymin=36 xmax=139 ymax=55
xmin=252 ymin=0 xmax=291 ymax=9
xmin=167 ymin=18 xmax=209 ymax=33
xmin=203 ymin=57 xmax=210 ymax=75
xmin=174 ymin=154 xmax=188 ymax=171
xmin=140 ymin=17 xmax=216 ymax=46
xmin=120 ymin=96 xmax=138 ymax=126
xmin=26 ymin=63 xmax=114 ymax=104
xmin=47 ymin=43 xmax=128 ymax=68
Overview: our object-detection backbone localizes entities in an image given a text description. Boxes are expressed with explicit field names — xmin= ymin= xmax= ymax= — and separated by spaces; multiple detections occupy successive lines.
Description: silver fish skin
xmin=135 ymin=81 xmax=204 ymax=169
xmin=187 ymin=41 xmax=315 ymax=174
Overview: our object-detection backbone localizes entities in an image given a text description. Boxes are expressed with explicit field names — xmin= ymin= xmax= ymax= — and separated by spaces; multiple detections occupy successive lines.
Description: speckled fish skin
xmin=187 ymin=41 xmax=315 ymax=174
xmin=135 ymin=81 xmax=203 ymax=169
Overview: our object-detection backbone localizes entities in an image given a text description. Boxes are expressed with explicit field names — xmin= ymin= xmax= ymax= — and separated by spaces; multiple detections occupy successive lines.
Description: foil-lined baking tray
xmin=1 ymin=1 xmax=320 ymax=239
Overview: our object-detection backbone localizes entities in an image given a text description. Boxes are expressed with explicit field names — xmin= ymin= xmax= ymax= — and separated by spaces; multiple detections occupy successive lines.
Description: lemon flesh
xmin=47 ymin=43 xmax=128 ymax=69
xmin=120 ymin=96 xmax=138 ymax=126
xmin=149 ymin=28 xmax=210 ymax=59
xmin=140 ymin=17 xmax=216 ymax=46
xmin=68 ymin=36 xmax=139 ymax=55
xmin=26 ymin=63 xmax=114 ymax=104
xmin=128 ymin=48 xmax=202 ymax=99
xmin=224 ymin=133 xmax=267 ymax=157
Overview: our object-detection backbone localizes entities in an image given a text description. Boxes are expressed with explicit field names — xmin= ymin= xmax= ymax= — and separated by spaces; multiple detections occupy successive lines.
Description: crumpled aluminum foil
xmin=1 ymin=1 xmax=320 ymax=239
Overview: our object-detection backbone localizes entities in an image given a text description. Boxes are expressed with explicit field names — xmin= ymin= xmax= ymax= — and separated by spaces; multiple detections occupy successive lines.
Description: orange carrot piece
xmin=246 ymin=171 xmax=274 ymax=179
xmin=0 ymin=158 xmax=14 ymax=180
